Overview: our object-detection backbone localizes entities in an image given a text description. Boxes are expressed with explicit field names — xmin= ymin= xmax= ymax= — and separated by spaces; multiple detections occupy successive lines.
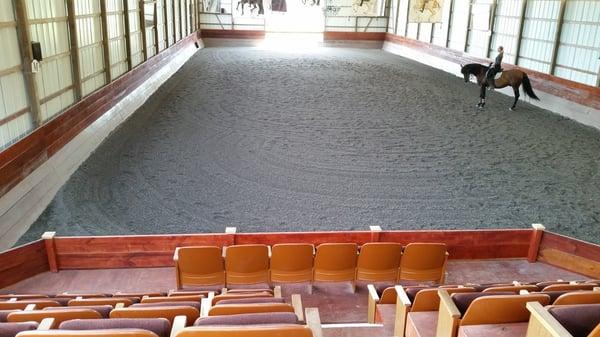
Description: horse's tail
xmin=522 ymin=74 xmax=539 ymax=100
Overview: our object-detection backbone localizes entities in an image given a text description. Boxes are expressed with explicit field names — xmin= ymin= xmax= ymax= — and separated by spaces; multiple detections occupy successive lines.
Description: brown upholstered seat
xmin=7 ymin=309 xmax=102 ymax=328
xmin=59 ymin=318 xmax=171 ymax=337
xmin=16 ymin=329 xmax=159 ymax=337
xmin=175 ymin=325 xmax=313 ymax=337
xmin=0 ymin=322 xmax=39 ymax=337
xmin=110 ymin=306 xmax=199 ymax=326
xmin=270 ymin=244 xmax=314 ymax=283
xmin=356 ymin=243 xmax=402 ymax=283
xmin=131 ymin=302 xmax=201 ymax=311
xmin=68 ymin=298 xmax=133 ymax=308
xmin=399 ymin=243 xmax=447 ymax=284
xmin=211 ymin=292 xmax=273 ymax=306
xmin=225 ymin=245 xmax=270 ymax=286
xmin=43 ymin=305 xmax=113 ymax=318
xmin=207 ymin=303 xmax=295 ymax=316
xmin=140 ymin=296 xmax=202 ymax=305
xmin=0 ymin=311 xmax=19 ymax=323
xmin=548 ymin=304 xmax=600 ymax=337
xmin=194 ymin=312 xmax=298 ymax=326
xmin=175 ymin=247 xmax=225 ymax=289
xmin=313 ymin=243 xmax=357 ymax=283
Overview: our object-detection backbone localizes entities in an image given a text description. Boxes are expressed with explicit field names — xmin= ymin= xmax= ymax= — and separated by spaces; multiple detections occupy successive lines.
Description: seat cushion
xmin=131 ymin=302 xmax=201 ymax=311
xmin=0 ymin=322 xmax=39 ymax=337
xmin=194 ymin=312 xmax=298 ymax=326
xmin=43 ymin=305 xmax=113 ymax=318
xmin=405 ymin=311 xmax=438 ymax=337
xmin=215 ymin=298 xmax=285 ymax=305
xmin=0 ymin=311 xmax=18 ymax=323
xmin=458 ymin=322 xmax=529 ymax=337
xmin=59 ymin=318 xmax=171 ymax=337
xmin=548 ymin=304 xmax=600 ymax=337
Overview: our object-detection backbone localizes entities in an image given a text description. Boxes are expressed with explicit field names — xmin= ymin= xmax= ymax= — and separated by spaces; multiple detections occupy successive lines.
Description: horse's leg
xmin=478 ymin=85 xmax=486 ymax=108
xmin=510 ymin=85 xmax=520 ymax=111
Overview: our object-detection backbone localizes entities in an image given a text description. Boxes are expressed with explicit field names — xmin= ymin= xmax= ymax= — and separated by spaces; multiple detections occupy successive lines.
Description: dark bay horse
xmin=460 ymin=63 xmax=539 ymax=110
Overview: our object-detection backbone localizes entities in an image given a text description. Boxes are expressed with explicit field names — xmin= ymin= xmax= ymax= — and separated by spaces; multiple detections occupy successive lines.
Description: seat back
xmin=55 ymin=294 xmax=109 ymax=299
xmin=313 ymin=243 xmax=357 ymax=282
xmin=0 ymin=301 xmax=61 ymax=310
xmin=208 ymin=303 xmax=295 ymax=316
xmin=0 ymin=322 xmax=39 ymax=337
xmin=0 ymin=295 xmax=48 ymax=300
xmin=543 ymin=284 xmax=598 ymax=292
xmin=110 ymin=306 xmax=199 ymax=326
xmin=399 ymin=243 xmax=447 ymax=283
xmin=379 ymin=287 xmax=397 ymax=304
xmin=460 ymin=294 xmax=550 ymax=325
xmin=175 ymin=325 xmax=313 ymax=337
xmin=224 ymin=245 xmax=270 ymax=286
xmin=176 ymin=247 xmax=225 ymax=289
xmin=68 ymin=298 xmax=133 ymax=307
xmin=140 ymin=296 xmax=203 ymax=304
xmin=411 ymin=287 xmax=475 ymax=312
xmin=15 ymin=329 xmax=159 ymax=337
xmin=547 ymin=304 xmax=600 ymax=337
xmin=7 ymin=309 xmax=102 ymax=328
xmin=553 ymin=291 xmax=600 ymax=305
xmin=482 ymin=285 xmax=540 ymax=293
xmin=270 ymin=244 xmax=314 ymax=283
xmin=59 ymin=318 xmax=172 ymax=337
xmin=194 ymin=312 xmax=298 ymax=326
xmin=44 ymin=306 xmax=113 ymax=319
xmin=211 ymin=293 xmax=273 ymax=306
xmin=356 ymin=243 xmax=402 ymax=282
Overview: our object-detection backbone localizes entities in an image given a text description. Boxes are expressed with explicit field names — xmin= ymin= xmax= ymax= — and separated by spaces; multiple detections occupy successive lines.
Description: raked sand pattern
xmin=18 ymin=47 xmax=600 ymax=245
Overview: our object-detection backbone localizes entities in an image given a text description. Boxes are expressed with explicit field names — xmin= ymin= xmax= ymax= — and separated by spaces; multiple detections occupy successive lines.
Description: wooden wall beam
xmin=464 ymin=0 xmax=473 ymax=53
xmin=485 ymin=0 xmax=497 ymax=58
xmin=179 ymin=0 xmax=185 ymax=38
xmin=442 ymin=0 xmax=453 ymax=47
xmin=66 ymin=0 xmax=83 ymax=100
xmin=392 ymin=0 xmax=400 ymax=35
xmin=527 ymin=223 xmax=545 ymax=262
xmin=549 ymin=0 xmax=566 ymax=75
xmin=99 ymin=0 xmax=112 ymax=82
xmin=139 ymin=0 xmax=148 ymax=61
xmin=41 ymin=232 xmax=58 ymax=272
xmin=171 ymin=0 xmax=177 ymax=43
xmin=14 ymin=0 xmax=42 ymax=127
xmin=123 ymin=0 xmax=133 ymax=70
xmin=514 ymin=0 xmax=528 ymax=65
xmin=153 ymin=1 xmax=159 ymax=53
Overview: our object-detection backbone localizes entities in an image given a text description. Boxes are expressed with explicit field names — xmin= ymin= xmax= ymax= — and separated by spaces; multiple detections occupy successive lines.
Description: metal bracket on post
xmin=527 ymin=223 xmax=545 ymax=263
xmin=41 ymin=231 xmax=58 ymax=272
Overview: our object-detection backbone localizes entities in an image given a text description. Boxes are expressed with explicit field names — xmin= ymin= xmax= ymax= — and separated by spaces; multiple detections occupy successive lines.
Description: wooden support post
xmin=393 ymin=0 xmax=400 ymax=35
xmin=14 ymin=0 xmax=42 ymax=127
xmin=549 ymin=0 xmax=566 ymax=75
xmin=444 ymin=0 xmax=454 ymax=47
xmin=42 ymin=232 xmax=58 ymax=272
xmin=370 ymin=225 xmax=382 ymax=242
xmin=139 ymin=0 xmax=148 ymax=61
xmin=225 ymin=226 xmax=236 ymax=245
xmin=66 ymin=0 xmax=83 ymax=100
xmin=403 ymin=0 xmax=409 ymax=36
xmin=180 ymin=0 xmax=185 ymax=37
xmin=464 ymin=0 xmax=473 ymax=53
xmin=514 ymin=0 xmax=528 ymax=65
xmin=100 ymin=0 xmax=112 ymax=82
xmin=305 ymin=308 xmax=323 ymax=337
xmin=485 ymin=0 xmax=497 ymax=58
xmin=153 ymin=0 xmax=159 ymax=54
xmin=123 ymin=0 xmax=133 ymax=70
xmin=527 ymin=223 xmax=545 ymax=263
xmin=172 ymin=0 xmax=177 ymax=42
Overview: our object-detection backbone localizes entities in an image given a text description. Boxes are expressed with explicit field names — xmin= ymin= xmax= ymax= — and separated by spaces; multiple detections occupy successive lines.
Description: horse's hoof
xmin=509 ymin=107 xmax=515 ymax=111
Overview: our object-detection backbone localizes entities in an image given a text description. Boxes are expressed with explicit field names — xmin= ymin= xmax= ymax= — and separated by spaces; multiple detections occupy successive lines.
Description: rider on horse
xmin=486 ymin=46 xmax=504 ymax=89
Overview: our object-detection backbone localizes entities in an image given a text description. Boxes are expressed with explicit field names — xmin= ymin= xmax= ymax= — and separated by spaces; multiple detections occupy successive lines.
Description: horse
xmin=237 ymin=0 xmax=264 ymax=15
xmin=460 ymin=63 xmax=539 ymax=111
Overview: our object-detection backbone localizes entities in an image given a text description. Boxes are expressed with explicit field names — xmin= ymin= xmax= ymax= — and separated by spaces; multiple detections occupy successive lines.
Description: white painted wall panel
xmin=489 ymin=0 xmax=522 ymax=64
xmin=448 ymin=0 xmax=469 ymax=51
xmin=519 ymin=0 xmax=560 ymax=73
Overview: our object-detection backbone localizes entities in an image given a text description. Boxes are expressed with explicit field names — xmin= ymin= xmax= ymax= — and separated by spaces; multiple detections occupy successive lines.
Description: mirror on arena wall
xmin=407 ymin=0 xmax=444 ymax=23
xmin=325 ymin=0 xmax=385 ymax=17
xmin=202 ymin=0 xmax=222 ymax=13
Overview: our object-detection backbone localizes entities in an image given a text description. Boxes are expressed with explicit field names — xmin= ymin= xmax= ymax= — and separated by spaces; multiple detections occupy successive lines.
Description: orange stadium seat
xmin=174 ymin=325 xmax=313 ymax=337
xmin=313 ymin=243 xmax=357 ymax=285
xmin=16 ymin=330 xmax=160 ymax=337
xmin=527 ymin=302 xmax=600 ymax=337
xmin=140 ymin=296 xmax=203 ymax=304
xmin=225 ymin=245 xmax=270 ymax=287
xmin=543 ymin=283 xmax=598 ymax=292
xmin=483 ymin=285 xmax=540 ymax=293
xmin=68 ymin=298 xmax=134 ymax=307
xmin=208 ymin=303 xmax=295 ymax=316
xmin=0 ymin=300 xmax=61 ymax=310
xmin=59 ymin=318 xmax=172 ymax=337
xmin=211 ymin=292 xmax=273 ymax=306
xmin=270 ymin=244 xmax=314 ymax=283
xmin=110 ymin=306 xmax=199 ymax=326
xmin=553 ymin=291 xmax=600 ymax=305
xmin=8 ymin=309 xmax=102 ymax=328
xmin=399 ymin=243 xmax=448 ymax=284
xmin=356 ymin=242 xmax=403 ymax=283
xmin=174 ymin=247 xmax=225 ymax=289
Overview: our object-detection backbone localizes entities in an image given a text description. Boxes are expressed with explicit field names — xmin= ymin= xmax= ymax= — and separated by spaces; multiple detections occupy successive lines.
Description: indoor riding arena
xmin=0 ymin=1 xmax=599 ymax=337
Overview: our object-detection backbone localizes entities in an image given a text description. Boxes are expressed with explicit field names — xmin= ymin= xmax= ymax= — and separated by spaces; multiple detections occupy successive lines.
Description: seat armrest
xmin=367 ymin=284 xmax=379 ymax=324
xmin=170 ymin=315 xmax=187 ymax=337
xmin=525 ymin=302 xmax=572 ymax=337
xmin=292 ymin=294 xmax=303 ymax=322
xmin=25 ymin=304 xmax=36 ymax=311
xmin=37 ymin=318 xmax=54 ymax=330
xmin=436 ymin=289 xmax=461 ymax=337
xmin=200 ymin=297 xmax=211 ymax=318
xmin=274 ymin=286 xmax=282 ymax=298
xmin=173 ymin=247 xmax=180 ymax=262
xmin=305 ymin=307 xmax=323 ymax=337
xmin=393 ymin=285 xmax=412 ymax=337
